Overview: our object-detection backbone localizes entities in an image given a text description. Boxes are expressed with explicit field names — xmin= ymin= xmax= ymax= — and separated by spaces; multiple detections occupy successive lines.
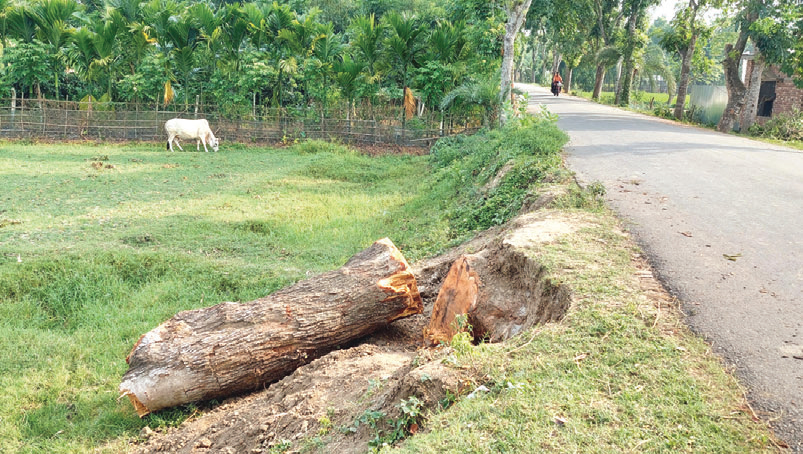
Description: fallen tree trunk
xmin=120 ymin=238 xmax=422 ymax=416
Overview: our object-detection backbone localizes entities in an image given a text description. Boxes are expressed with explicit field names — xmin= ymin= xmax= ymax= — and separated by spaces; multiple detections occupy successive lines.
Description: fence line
xmin=0 ymin=98 xmax=481 ymax=148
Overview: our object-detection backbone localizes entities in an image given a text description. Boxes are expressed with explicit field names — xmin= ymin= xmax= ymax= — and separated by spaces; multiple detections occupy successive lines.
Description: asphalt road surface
xmin=522 ymin=84 xmax=803 ymax=451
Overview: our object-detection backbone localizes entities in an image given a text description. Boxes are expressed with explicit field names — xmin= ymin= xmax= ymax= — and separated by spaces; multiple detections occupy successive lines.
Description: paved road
xmin=522 ymin=84 xmax=803 ymax=450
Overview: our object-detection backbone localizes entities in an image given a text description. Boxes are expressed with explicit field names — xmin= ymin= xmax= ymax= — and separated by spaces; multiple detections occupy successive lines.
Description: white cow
xmin=165 ymin=118 xmax=220 ymax=152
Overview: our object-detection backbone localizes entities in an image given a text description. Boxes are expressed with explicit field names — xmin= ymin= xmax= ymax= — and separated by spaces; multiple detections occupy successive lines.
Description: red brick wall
xmin=759 ymin=64 xmax=803 ymax=117
xmin=773 ymin=77 xmax=803 ymax=116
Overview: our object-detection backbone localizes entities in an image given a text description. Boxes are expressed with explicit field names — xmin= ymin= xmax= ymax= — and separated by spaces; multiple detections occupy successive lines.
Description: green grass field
xmin=0 ymin=140 xmax=453 ymax=453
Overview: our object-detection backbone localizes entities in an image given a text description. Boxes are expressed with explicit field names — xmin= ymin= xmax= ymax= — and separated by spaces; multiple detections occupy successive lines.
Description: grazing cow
xmin=165 ymin=118 xmax=220 ymax=152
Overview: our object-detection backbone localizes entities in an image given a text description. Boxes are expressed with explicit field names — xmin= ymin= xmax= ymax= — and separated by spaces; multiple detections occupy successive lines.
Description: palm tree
xmin=216 ymin=4 xmax=248 ymax=71
xmin=166 ymin=15 xmax=202 ymax=108
xmin=64 ymin=27 xmax=101 ymax=94
xmin=309 ymin=23 xmax=344 ymax=112
xmin=384 ymin=12 xmax=426 ymax=124
xmin=441 ymin=77 xmax=499 ymax=128
xmin=140 ymin=0 xmax=184 ymax=105
xmin=30 ymin=0 xmax=80 ymax=99
xmin=427 ymin=20 xmax=467 ymax=65
xmin=5 ymin=4 xmax=37 ymax=43
xmin=348 ymin=14 xmax=384 ymax=80
xmin=277 ymin=9 xmax=325 ymax=106
xmin=90 ymin=14 xmax=121 ymax=98
xmin=335 ymin=54 xmax=366 ymax=130
xmin=384 ymin=12 xmax=425 ymax=93
xmin=593 ymin=45 xmax=623 ymax=100
xmin=0 ymin=0 xmax=10 ymax=46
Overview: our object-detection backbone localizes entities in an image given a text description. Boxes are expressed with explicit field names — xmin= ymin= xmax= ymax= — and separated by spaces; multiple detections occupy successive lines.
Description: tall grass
xmin=0 ymin=120 xmax=566 ymax=453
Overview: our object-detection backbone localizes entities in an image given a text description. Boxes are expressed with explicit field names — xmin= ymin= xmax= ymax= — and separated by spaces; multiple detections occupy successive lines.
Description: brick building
xmin=745 ymin=60 xmax=803 ymax=120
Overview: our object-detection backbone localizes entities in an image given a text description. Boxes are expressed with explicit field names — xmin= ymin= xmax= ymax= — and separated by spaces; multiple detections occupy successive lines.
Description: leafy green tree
xmin=588 ymin=0 xmax=624 ymax=100
xmin=716 ymin=0 xmax=774 ymax=132
xmin=618 ymin=0 xmax=660 ymax=106
xmin=660 ymin=0 xmax=722 ymax=119
xmin=1 ymin=41 xmax=52 ymax=97
xmin=736 ymin=2 xmax=798 ymax=129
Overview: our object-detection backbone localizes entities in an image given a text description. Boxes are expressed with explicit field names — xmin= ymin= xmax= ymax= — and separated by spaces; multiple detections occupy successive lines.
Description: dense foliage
xmin=0 ymin=0 xmax=505 ymax=118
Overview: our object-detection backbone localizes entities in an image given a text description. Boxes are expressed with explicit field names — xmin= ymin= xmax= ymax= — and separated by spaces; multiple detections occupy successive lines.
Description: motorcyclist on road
xmin=551 ymin=73 xmax=563 ymax=96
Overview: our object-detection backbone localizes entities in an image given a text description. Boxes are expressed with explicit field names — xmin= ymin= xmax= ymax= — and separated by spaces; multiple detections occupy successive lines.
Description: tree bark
xmin=717 ymin=5 xmax=758 ymax=133
xmin=741 ymin=55 xmax=765 ymax=131
xmin=619 ymin=1 xmax=641 ymax=107
xmin=592 ymin=63 xmax=606 ymax=100
xmin=120 ymin=238 xmax=423 ymax=417
xmin=673 ymin=0 xmax=701 ymax=120
xmin=500 ymin=0 xmax=534 ymax=126
xmin=566 ymin=66 xmax=574 ymax=94
xmin=614 ymin=57 xmax=624 ymax=104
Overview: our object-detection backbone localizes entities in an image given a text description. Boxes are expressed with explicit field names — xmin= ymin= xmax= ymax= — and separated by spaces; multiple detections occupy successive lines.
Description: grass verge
xmin=383 ymin=202 xmax=781 ymax=453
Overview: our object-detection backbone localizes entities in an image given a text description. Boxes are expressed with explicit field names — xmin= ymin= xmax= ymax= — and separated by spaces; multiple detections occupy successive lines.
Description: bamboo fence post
xmin=10 ymin=88 xmax=16 ymax=131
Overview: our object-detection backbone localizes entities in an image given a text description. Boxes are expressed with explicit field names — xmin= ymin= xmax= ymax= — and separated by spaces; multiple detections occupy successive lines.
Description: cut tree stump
xmin=120 ymin=238 xmax=422 ymax=416
xmin=423 ymin=240 xmax=569 ymax=346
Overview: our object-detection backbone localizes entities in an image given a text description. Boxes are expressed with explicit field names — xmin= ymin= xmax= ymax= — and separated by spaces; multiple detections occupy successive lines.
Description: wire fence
xmin=0 ymin=97 xmax=481 ymax=148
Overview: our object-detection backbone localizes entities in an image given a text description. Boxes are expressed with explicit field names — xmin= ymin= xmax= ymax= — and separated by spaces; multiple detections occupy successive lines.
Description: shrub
xmin=423 ymin=112 xmax=568 ymax=238
xmin=749 ymin=109 xmax=803 ymax=141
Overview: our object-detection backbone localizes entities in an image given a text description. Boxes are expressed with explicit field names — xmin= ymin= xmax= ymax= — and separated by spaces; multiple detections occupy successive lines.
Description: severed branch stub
xmin=120 ymin=238 xmax=422 ymax=417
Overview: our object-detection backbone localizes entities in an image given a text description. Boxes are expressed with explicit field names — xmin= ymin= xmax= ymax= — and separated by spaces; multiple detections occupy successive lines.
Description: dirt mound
xmin=133 ymin=344 xmax=468 ymax=454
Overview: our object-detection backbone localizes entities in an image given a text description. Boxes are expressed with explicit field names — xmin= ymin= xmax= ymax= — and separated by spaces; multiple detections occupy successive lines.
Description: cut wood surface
xmin=120 ymin=238 xmax=422 ymax=416
xmin=422 ymin=256 xmax=480 ymax=346
xmin=423 ymin=241 xmax=570 ymax=346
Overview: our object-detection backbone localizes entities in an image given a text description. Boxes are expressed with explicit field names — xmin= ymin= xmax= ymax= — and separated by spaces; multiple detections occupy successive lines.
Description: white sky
xmin=650 ymin=0 xmax=681 ymax=21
